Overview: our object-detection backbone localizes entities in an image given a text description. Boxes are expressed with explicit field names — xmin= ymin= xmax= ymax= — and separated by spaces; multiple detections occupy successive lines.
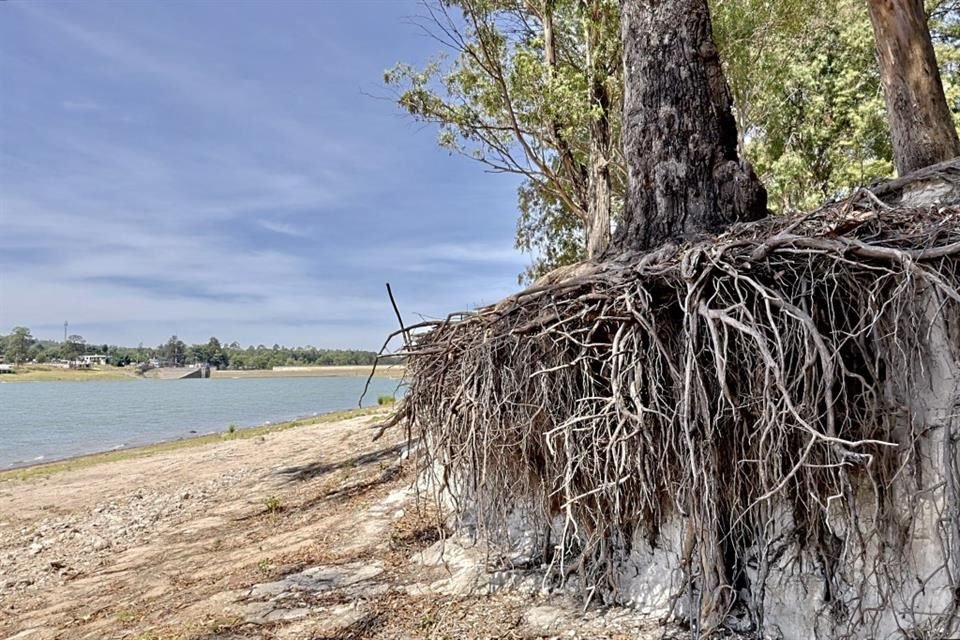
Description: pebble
xmin=3 ymin=471 xmax=249 ymax=593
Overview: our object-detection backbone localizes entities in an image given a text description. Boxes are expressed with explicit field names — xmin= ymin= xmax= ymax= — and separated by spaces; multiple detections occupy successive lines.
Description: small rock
xmin=28 ymin=543 xmax=43 ymax=556
xmin=262 ymin=607 xmax=309 ymax=623
xmin=523 ymin=605 xmax=570 ymax=631
xmin=247 ymin=580 xmax=288 ymax=600
xmin=91 ymin=536 xmax=110 ymax=551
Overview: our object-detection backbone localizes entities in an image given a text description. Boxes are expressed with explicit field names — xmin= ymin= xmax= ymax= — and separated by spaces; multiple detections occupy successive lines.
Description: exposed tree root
xmin=385 ymin=200 xmax=960 ymax=638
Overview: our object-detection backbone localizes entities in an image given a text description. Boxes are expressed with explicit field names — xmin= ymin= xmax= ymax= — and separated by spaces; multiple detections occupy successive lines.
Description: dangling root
xmin=386 ymin=201 xmax=960 ymax=636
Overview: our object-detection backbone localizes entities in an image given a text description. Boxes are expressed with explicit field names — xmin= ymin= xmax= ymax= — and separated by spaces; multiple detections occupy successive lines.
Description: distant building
xmin=77 ymin=355 xmax=108 ymax=366
xmin=0 ymin=364 xmax=14 ymax=374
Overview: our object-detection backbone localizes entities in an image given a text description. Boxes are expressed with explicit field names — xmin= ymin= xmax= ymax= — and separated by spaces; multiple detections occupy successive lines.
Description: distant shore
xmin=0 ymin=365 xmax=137 ymax=383
xmin=0 ymin=363 xmax=405 ymax=383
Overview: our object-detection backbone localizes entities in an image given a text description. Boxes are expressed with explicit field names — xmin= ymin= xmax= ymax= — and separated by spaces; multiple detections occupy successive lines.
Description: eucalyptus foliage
xmin=716 ymin=0 xmax=894 ymax=212
xmin=387 ymin=0 xmax=960 ymax=279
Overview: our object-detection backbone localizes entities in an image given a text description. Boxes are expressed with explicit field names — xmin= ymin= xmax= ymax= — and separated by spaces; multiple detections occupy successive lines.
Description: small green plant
xmin=206 ymin=615 xmax=244 ymax=632
xmin=227 ymin=423 xmax=237 ymax=434
xmin=419 ymin=613 xmax=436 ymax=631
xmin=256 ymin=559 xmax=274 ymax=574
xmin=263 ymin=495 xmax=281 ymax=515
xmin=377 ymin=395 xmax=396 ymax=406
xmin=115 ymin=609 xmax=140 ymax=624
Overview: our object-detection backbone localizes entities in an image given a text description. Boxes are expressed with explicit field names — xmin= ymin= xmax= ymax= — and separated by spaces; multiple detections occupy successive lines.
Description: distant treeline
xmin=1 ymin=327 xmax=396 ymax=369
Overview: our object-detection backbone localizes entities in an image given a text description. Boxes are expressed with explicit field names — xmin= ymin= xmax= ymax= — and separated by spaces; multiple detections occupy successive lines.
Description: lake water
xmin=0 ymin=376 xmax=401 ymax=469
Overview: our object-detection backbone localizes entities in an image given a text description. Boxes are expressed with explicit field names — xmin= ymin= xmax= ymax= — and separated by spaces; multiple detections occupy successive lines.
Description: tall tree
xmin=386 ymin=0 xmax=623 ymax=272
xmin=582 ymin=0 xmax=619 ymax=256
xmin=160 ymin=335 xmax=187 ymax=367
xmin=614 ymin=12 xmax=766 ymax=615
xmin=866 ymin=0 xmax=960 ymax=174
xmin=391 ymin=0 xmax=960 ymax=274
xmin=5 ymin=327 xmax=35 ymax=365
xmin=616 ymin=0 xmax=766 ymax=251
xmin=62 ymin=334 xmax=86 ymax=361
xmin=714 ymin=0 xmax=895 ymax=211
xmin=205 ymin=336 xmax=229 ymax=369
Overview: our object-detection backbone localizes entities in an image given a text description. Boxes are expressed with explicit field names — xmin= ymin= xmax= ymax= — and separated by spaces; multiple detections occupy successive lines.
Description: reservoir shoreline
xmin=0 ymin=407 xmax=416 ymax=639
xmin=0 ymin=406 xmax=385 ymax=479
xmin=0 ymin=375 xmax=402 ymax=470
xmin=0 ymin=364 xmax=405 ymax=383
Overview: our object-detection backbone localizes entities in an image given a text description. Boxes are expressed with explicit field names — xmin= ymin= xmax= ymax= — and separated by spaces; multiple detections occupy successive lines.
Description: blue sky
xmin=0 ymin=0 xmax=527 ymax=350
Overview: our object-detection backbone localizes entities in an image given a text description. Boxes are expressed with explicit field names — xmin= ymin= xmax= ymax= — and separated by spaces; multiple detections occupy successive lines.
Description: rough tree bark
xmin=616 ymin=0 xmax=767 ymax=253
xmin=866 ymin=0 xmax=960 ymax=175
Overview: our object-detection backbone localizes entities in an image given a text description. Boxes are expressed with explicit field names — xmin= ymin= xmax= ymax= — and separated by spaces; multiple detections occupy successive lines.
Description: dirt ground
xmin=0 ymin=410 xmax=666 ymax=640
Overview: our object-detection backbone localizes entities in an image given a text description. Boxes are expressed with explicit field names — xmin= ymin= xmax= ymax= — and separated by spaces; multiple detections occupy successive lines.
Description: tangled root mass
xmin=384 ymin=200 xmax=960 ymax=637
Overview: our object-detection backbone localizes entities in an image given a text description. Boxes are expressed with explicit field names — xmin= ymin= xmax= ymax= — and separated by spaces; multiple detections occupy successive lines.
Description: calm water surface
xmin=0 ymin=376 xmax=399 ymax=468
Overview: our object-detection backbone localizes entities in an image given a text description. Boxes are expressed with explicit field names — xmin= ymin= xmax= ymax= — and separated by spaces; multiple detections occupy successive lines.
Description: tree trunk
xmin=542 ymin=0 xmax=590 ymax=227
xmin=584 ymin=0 xmax=614 ymax=258
xmin=616 ymin=0 xmax=766 ymax=253
xmin=866 ymin=0 xmax=960 ymax=175
xmin=586 ymin=133 xmax=612 ymax=257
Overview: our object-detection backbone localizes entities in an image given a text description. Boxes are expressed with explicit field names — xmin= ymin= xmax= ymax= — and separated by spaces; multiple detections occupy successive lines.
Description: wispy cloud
xmin=0 ymin=0 xmax=527 ymax=348
xmin=10 ymin=1 xmax=374 ymax=166
xmin=258 ymin=219 xmax=310 ymax=237
xmin=61 ymin=99 xmax=101 ymax=112
xmin=428 ymin=242 xmax=524 ymax=264
xmin=350 ymin=240 xmax=525 ymax=274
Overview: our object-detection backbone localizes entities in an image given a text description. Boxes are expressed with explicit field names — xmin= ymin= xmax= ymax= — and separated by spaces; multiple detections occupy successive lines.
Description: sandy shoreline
xmin=210 ymin=364 xmax=406 ymax=380
xmin=0 ymin=407 xmax=414 ymax=639
xmin=0 ymin=408 xmax=383 ymax=478
xmin=0 ymin=406 xmax=664 ymax=639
